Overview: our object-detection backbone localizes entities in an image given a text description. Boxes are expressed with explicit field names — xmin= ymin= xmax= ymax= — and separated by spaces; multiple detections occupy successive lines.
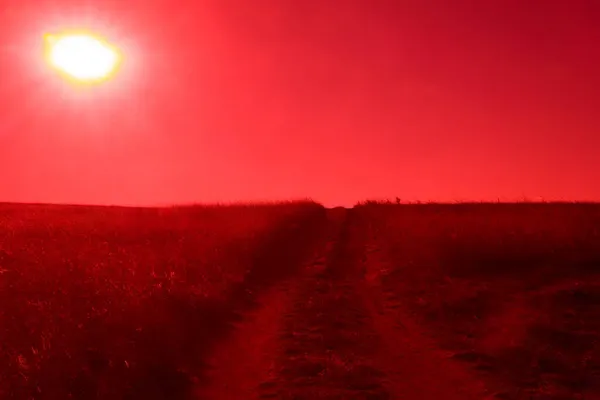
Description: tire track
xmin=263 ymin=208 xmax=392 ymax=399
xmin=196 ymin=208 xmax=490 ymax=399
xmin=195 ymin=208 xmax=347 ymax=399
xmin=355 ymin=211 xmax=492 ymax=400
xmin=194 ymin=277 xmax=294 ymax=399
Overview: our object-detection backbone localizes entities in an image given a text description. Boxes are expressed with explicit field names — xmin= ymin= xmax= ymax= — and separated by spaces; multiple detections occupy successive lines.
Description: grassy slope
xmin=0 ymin=201 xmax=325 ymax=399
xmin=354 ymin=203 xmax=600 ymax=398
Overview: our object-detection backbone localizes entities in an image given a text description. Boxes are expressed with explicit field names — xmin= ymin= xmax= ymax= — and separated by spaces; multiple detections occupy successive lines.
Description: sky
xmin=1 ymin=0 xmax=599 ymax=207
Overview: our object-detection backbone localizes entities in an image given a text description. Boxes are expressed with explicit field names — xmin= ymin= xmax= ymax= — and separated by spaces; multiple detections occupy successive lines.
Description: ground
xmin=1 ymin=201 xmax=599 ymax=399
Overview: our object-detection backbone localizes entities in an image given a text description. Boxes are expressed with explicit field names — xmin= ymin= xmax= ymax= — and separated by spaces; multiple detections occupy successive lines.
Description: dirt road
xmin=195 ymin=208 xmax=491 ymax=399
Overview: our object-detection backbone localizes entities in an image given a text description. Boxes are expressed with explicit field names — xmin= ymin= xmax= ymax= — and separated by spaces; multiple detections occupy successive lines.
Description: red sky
xmin=1 ymin=0 xmax=599 ymax=207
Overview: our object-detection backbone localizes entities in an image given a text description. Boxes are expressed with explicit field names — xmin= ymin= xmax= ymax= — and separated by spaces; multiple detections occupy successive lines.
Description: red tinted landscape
xmin=1 ymin=201 xmax=600 ymax=399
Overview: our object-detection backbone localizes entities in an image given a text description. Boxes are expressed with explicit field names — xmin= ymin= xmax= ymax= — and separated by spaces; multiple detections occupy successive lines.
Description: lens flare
xmin=44 ymin=31 xmax=122 ymax=85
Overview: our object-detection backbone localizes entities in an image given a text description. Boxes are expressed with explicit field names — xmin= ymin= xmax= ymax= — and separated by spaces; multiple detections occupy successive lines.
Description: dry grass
xmin=354 ymin=202 xmax=600 ymax=398
xmin=0 ymin=201 xmax=325 ymax=399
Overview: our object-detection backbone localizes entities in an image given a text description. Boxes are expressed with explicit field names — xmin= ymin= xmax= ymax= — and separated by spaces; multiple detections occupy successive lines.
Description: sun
xmin=43 ymin=30 xmax=123 ymax=85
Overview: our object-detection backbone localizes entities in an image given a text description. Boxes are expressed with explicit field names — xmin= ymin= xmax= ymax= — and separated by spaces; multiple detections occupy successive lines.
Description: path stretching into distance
xmin=195 ymin=208 xmax=491 ymax=399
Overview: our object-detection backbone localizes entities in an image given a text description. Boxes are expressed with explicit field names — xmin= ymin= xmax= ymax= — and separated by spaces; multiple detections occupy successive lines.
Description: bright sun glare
xmin=44 ymin=31 xmax=122 ymax=84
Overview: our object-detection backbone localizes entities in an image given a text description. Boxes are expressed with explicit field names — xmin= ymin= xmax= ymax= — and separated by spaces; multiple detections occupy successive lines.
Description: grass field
xmin=354 ymin=202 xmax=600 ymax=398
xmin=0 ymin=201 xmax=325 ymax=399
xmin=1 ymin=201 xmax=599 ymax=399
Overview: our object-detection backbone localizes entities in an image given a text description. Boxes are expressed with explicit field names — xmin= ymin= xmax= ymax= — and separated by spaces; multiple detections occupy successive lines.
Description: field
xmin=1 ymin=201 xmax=599 ymax=399
xmin=355 ymin=202 xmax=600 ymax=399
xmin=0 ymin=201 xmax=326 ymax=399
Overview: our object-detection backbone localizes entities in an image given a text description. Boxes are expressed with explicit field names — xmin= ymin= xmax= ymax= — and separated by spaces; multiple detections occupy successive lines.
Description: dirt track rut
xmin=196 ymin=208 xmax=490 ymax=399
